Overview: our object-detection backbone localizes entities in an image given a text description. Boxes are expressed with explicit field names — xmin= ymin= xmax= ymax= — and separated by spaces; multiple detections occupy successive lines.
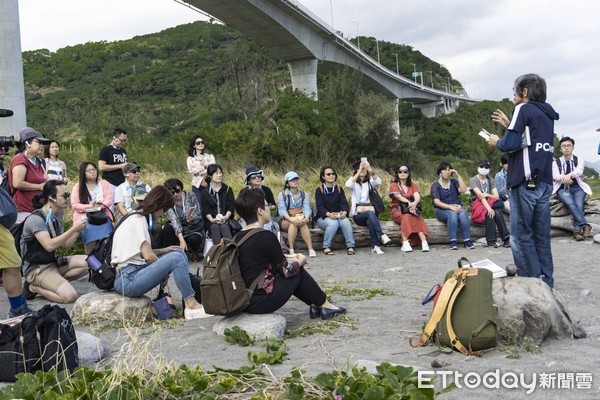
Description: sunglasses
xmin=195 ymin=141 xmax=204 ymax=145
xmin=249 ymin=174 xmax=262 ymax=180
xmin=324 ymin=172 xmax=336 ymax=176
xmin=398 ymin=169 xmax=409 ymax=173
xmin=479 ymin=165 xmax=490 ymax=169
xmin=171 ymin=188 xmax=182 ymax=194
xmin=130 ymin=169 xmax=140 ymax=174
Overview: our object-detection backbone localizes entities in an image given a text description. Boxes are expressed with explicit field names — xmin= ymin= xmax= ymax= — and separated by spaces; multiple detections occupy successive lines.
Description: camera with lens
xmin=56 ymin=256 xmax=69 ymax=267
xmin=501 ymin=194 xmax=508 ymax=202
xmin=0 ymin=108 xmax=18 ymax=155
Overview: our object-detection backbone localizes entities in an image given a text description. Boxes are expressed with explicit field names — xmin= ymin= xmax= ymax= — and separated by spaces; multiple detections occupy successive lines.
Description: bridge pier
xmin=288 ymin=59 xmax=318 ymax=100
xmin=387 ymin=98 xmax=399 ymax=134
xmin=0 ymin=0 xmax=27 ymax=137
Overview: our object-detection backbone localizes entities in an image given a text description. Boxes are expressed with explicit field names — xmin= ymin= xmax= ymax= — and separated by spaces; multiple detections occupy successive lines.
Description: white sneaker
xmin=401 ymin=242 xmax=413 ymax=252
xmin=372 ymin=245 xmax=384 ymax=255
xmin=184 ymin=306 xmax=214 ymax=320
xmin=380 ymin=234 xmax=391 ymax=245
xmin=421 ymin=241 xmax=430 ymax=252
xmin=308 ymin=249 xmax=317 ymax=258
xmin=288 ymin=248 xmax=295 ymax=255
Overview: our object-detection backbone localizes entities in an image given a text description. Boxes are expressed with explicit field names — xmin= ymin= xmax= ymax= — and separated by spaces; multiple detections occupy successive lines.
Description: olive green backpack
xmin=412 ymin=258 xmax=498 ymax=356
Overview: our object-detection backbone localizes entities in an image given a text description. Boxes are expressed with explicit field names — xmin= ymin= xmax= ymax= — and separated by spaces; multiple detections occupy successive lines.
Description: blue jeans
xmin=317 ymin=217 xmax=356 ymax=248
xmin=353 ymin=211 xmax=384 ymax=247
xmin=114 ymin=249 xmax=194 ymax=300
xmin=434 ymin=208 xmax=471 ymax=242
xmin=557 ymin=186 xmax=588 ymax=232
xmin=510 ymin=182 xmax=554 ymax=288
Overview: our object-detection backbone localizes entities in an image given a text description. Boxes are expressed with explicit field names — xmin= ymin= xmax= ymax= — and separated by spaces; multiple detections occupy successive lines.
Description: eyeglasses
xmin=560 ymin=144 xmax=573 ymax=148
xmin=249 ymin=174 xmax=262 ymax=180
xmin=60 ymin=193 xmax=70 ymax=200
xmin=85 ymin=168 xmax=97 ymax=173
xmin=117 ymin=137 xmax=127 ymax=143
xmin=171 ymin=188 xmax=182 ymax=194
xmin=398 ymin=169 xmax=409 ymax=174
xmin=324 ymin=172 xmax=336 ymax=176
xmin=195 ymin=141 xmax=204 ymax=145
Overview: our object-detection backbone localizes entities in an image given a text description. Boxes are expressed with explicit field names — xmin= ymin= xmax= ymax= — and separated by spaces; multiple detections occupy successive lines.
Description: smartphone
xmin=361 ymin=157 xmax=368 ymax=163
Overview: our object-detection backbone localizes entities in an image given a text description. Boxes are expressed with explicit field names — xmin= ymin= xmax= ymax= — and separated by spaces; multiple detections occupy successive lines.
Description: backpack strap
xmin=555 ymin=158 xmax=562 ymax=174
xmin=234 ymin=227 xmax=263 ymax=247
xmin=410 ymin=269 xmax=464 ymax=348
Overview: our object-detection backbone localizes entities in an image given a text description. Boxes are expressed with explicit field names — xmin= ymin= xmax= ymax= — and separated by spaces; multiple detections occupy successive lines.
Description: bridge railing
xmin=281 ymin=0 xmax=472 ymax=102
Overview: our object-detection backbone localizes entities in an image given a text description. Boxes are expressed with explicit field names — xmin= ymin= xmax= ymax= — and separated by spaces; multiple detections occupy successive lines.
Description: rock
xmin=71 ymin=292 xmax=153 ymax=323
xmin=212 ymin=313 xmax=286 ymax=340
xmin=580 ymin=289 xmax=591 ymax=297
xmin=492 ymin=277 xmax=580 ymax=345
xmin=76 ymin=331 xmax=105 ymax=364
xmin=594 ymin=234 xmax=600 ymax=244
xmin=504 ymin=264 xmax=518 ymax=276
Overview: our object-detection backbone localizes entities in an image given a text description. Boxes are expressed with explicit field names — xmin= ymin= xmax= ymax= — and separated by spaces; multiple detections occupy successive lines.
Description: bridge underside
xmin=184 ymin=0 xmax=468 ymax=117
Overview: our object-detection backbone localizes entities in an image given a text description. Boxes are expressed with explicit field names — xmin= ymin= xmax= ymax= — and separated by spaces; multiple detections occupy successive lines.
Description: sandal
xmin=347 ymin=247 xmax=355 ymax=255
xmin=322 ymin=248 xmax=334 ymax=255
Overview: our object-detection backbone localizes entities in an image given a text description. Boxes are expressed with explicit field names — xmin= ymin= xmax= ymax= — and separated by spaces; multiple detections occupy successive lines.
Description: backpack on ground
xmin=0 ymin=304 xmax=78 ymax=382
xmin=200 ymin=228 xmax=264 ymax=317
xmin=86 ymin=213 xmax=131 ymax=290
xmin=411 ymin=257 xmax=498 ymax=356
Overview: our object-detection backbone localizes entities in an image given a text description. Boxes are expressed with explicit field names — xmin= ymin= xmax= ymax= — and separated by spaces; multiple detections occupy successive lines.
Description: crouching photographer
xmin=21 ymin=180 xmax=88 ymax=303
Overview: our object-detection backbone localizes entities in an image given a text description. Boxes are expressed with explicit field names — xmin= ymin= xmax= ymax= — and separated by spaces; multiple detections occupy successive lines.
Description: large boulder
xmin=492 ymin=277 xmax=585 ymax=345
xmin=71 ymin=292 xmax=153 ymax=323
xmin=76 ymin=331 xmax=105 ymax=364
xmin=212 ymin=313 xmax=286 ymax=340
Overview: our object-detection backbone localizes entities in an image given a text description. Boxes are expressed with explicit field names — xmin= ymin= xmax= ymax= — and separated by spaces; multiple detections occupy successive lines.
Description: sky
xmin=17 ymin=0 xmax=600 ymax=162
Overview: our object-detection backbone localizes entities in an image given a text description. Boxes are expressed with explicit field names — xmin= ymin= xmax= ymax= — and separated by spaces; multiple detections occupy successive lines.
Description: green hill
xmin=22 ymin=21 xmax=512 ymax=176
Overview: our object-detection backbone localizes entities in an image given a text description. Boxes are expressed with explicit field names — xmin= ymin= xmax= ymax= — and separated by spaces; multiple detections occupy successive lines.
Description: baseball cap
xmin=122 ymin=163 xmax=141 ymax=174
xmin=478 ymin=159 xmax=491 ymax=167
xmin=284 ymin=171 xmax=299 ymax=182
xmin=19 ymin=127 xmax=51 ymax=144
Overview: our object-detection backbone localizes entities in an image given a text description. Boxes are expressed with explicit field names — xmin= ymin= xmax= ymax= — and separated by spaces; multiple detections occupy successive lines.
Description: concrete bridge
xmin=179 ymin=0 xmax=477 ymax=119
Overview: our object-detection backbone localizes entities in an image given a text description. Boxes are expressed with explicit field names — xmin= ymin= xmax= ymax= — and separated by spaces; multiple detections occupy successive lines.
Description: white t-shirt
xmin=111 ymin=213 xmax=150 ymax=268
xmin=114 ymin=182 xmax=151 ymax=214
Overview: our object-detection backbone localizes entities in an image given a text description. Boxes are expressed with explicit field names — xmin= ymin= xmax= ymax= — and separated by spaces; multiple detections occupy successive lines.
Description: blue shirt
xmin=430 ymin=179 xmax=461 ymax=208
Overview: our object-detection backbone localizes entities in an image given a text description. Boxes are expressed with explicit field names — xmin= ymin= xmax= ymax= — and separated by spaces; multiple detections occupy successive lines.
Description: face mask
xmin=478 ymin=167 xmax=490 ymax=176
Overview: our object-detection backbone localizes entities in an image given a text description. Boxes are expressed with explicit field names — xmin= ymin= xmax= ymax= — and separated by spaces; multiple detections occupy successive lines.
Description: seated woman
xmin=388 ymin=164 xmax=429 ymax=252
xmin=111 ymin=185 xmax=211 ymax=320
xmin=157 ymin=178 xmax=205 ymax=262
xmin=71 ymin=162 xmax=114 ymax=254
xmin=243 ymin=165 xmax=279 ymax=234
xmin=201 ymin=164 xmax=235 ymax=243
xmin=314 ymin=166 xmax=355 ymax=255
xmin=20 ymin=180 xmax=88 ymax=303
xmin=469 ymin=159 xmax=510 ymax=247
xmin=235 ymin=187 xmax=346 ymax=319
xmin=276 ymin=171 xmax=316 ymax=257
xmin=430 ymin=161 xmax=474 ymax=250
xmin=345 ymin=160 xmax=391 ymax=255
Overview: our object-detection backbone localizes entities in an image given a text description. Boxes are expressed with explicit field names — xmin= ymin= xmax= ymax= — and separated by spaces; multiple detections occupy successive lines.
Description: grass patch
xmin=285 ymin=315 xmax=358 ymax=339
xmin=323 ymin=285 xmax=395 ymax=300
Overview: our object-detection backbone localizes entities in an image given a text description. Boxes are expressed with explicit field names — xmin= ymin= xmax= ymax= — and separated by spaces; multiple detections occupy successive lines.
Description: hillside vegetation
xmin=22 ymin=20 xmax=594 ymax=184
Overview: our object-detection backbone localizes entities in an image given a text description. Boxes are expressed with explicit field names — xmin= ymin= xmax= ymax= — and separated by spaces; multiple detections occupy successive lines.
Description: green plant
xmin=314 ymin=362 xmax=454 ymax=399
xmin=224 ymin=326 xmax=254 ymax=346
xmin=285 ymin=315 xmax=357 ymax=339
xmin=247 ymin=338 xmax=288 ymax=365
xmin=322 ymin=285 xmax=395 ymax=301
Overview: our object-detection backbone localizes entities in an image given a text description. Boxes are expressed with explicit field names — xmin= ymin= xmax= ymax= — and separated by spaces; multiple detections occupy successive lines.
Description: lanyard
xmin=45 ymin=210 xmax=57 ymax=238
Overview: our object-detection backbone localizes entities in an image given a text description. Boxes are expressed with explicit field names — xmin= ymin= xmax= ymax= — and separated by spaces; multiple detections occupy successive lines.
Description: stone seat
xmin=72 ymin=292 xmax=154 ymax=323
xmin=212 ymin=313 xmax=286 ymax=340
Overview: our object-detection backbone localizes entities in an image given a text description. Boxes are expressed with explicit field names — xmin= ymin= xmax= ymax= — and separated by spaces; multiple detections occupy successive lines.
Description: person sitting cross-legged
xmin=552 ymin=136 xmax=593 ymax=241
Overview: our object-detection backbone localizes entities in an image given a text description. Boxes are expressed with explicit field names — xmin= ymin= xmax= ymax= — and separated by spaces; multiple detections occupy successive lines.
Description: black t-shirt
xmin=98 ymin=145 xmax=127 ymax=186
xmin=235 ymin=229 xmax=285 ymax=290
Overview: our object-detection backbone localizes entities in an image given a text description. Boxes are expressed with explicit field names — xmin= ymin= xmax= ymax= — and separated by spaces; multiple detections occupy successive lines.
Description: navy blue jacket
xmin=314 ymin=184 xmax=350 ymax=221
xmin=496 ymin=101 xmax=559 ymax=188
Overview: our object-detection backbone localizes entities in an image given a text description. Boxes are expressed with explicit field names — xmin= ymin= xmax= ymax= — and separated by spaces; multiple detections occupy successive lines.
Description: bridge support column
xmin=387 ymin=98 xmax=399 ymax=134
xmin=0 ymin=0 xmax=26 ymax=137
xmin=288 ymin=59 xmax=318 ymax=100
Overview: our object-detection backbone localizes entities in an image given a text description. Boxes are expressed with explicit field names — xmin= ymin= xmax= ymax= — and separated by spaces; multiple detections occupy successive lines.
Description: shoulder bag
xmin=0 ymin=187 xmax=17 ymax=228
xmin=367 ymin=181 xmax=385 ymax=215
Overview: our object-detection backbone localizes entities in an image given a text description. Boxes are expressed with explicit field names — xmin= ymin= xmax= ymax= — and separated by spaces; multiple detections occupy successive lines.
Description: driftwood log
xmin=290 ymin=198 xmax=600 ymax=250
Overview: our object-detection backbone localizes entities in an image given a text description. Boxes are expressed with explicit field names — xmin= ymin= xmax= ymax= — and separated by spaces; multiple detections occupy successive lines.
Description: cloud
xmin=16 ymin=0 xmax=600 ymax=160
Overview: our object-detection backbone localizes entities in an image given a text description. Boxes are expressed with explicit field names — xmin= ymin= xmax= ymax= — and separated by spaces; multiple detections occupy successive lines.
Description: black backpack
xmin=10 ymin=210 xmax=57 ymax=267
xmin=86 ymin=213 xmax=132 ymax=290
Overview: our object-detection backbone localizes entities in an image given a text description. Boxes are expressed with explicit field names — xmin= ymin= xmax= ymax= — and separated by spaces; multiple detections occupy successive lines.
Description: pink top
xmin=71 ymin=179 xmax=114 ymax=223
